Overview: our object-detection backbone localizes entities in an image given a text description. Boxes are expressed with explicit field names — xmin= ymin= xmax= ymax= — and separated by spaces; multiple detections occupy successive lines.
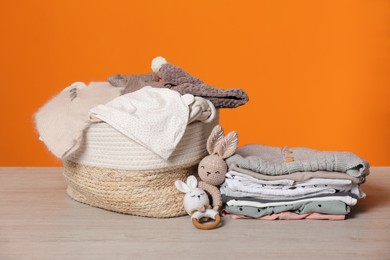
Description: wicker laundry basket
xmin=63 ymin=161 xmax=197 ymax=217
xmin=62 ymin=116 xmax=218 ymax=218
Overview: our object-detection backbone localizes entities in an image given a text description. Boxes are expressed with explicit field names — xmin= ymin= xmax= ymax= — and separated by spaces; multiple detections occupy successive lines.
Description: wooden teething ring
xmin=192 ymin=214 xmax=221 ymax=230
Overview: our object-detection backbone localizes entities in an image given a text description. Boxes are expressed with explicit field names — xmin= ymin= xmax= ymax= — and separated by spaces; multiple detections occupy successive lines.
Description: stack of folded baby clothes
xmin=221 ymin=144 xmax=369 ymax=220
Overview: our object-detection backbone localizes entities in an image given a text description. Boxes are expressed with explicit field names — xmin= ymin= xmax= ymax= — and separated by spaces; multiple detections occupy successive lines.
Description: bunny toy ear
xmin=207 ymin=125 xmax=225 ymax=155
xmin=175 ymin=180 xmax=191 ymax=193
xmin=217 ymin=131 xmax=238 ymax=159
xmin=186 ymin=175 xmax=198 ymax=190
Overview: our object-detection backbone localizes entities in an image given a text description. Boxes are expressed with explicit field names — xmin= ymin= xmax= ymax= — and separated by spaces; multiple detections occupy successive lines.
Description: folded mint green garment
xmin=225 ymin=200 xmax=350 ymax=218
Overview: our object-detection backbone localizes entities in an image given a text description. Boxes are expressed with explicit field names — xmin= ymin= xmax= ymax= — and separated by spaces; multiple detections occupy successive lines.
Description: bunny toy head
xmin=198 ymin=125 xmax=238 ymax=186
xmin=175 ymin=175 xmax=210 ymax=216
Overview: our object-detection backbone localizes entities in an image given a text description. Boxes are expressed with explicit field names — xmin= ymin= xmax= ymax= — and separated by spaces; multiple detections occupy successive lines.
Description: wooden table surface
xmin=1 ymin=167 xmax=389 ymax=260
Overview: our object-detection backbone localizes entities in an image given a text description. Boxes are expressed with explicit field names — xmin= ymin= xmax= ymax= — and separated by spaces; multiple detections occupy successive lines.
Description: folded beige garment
xmin=35 ymin=82 xmax=123 ymax=159
xmin=230 ymin=164 xmax=364 ymax=184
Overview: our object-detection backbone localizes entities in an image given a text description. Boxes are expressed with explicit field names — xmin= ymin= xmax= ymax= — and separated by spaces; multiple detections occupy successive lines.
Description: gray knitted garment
xmin=167 ymin=83 xmax=249 ymax=109
xmin=108 ymin=63 xmax=249 ymax=109
xmin=225 ymin=144 xmax=370 ymax=178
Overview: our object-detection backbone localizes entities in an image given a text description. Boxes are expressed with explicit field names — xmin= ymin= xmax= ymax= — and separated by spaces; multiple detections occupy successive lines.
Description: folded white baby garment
xmin=35 ymin=82 xmax=123 ymax=159
xmin=89 ymin=86 xmax=216 ymax=160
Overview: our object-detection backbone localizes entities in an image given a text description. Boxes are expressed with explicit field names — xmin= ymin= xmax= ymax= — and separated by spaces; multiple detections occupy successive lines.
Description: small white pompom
xmin=151 ymin=56 xmax=167 ymax=72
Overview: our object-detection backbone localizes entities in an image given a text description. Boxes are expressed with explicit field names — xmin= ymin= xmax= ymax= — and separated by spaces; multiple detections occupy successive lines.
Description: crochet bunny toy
xmin=108 ymin=57 xmax=249 ymax=109
xmin=198 ymin=125 xmax=238 ymax=211
xmin=175 ymin=175 xmax=221 ymax=230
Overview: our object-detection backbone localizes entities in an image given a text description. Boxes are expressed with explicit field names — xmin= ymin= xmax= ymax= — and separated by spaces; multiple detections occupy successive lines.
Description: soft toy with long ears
xmin=175 ymin=175 xmax=221 ymax=230
xmin=198 ymin=125 xmax=238 ymax=210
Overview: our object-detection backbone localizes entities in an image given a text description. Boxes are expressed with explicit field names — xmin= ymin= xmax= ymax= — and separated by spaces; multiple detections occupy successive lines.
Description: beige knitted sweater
xmin=226 ymin=144 xmax=370 ymax=178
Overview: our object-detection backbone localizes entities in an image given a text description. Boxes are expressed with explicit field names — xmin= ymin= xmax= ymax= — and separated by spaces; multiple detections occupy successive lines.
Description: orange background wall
xmin=1 ymin=0 xmax=389 ymax=166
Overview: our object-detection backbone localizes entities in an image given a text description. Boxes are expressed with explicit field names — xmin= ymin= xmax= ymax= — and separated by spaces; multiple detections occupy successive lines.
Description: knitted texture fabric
xmin=167 ymin=82 xmax=249 ymax=109
xmin=197 ymin=153 xmax=228 ymax=210
xmin=159 ymin=63 xmax=248 ymax=109
xmin=198 ymin=155 xmax=228 ymax=186
xmin=34 ymin=82 xmax=123 ymax=159
xmin=108 ymin=62 xmax=249 ymax=109
xmin=226 ymin=144 xmax=370 ymax=178
xmin=109 ymin=62 xmax=202 ymax=93
xmin=229 ymin=164 xmax=364 ymax=184
xmin=158 ymin=63 xmax=203 ymax=85
xmin=198 ymin=181 xmax=223 ymax=209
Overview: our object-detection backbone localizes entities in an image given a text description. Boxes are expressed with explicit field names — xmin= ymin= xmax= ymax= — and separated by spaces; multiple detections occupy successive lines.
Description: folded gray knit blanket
xmin=226 ymin=144 xmax=370 ymax=178
xmin=108 ymin=62 xmax=249 ymax=109
xmin=166 ymin=83 xmax=248 ymax=109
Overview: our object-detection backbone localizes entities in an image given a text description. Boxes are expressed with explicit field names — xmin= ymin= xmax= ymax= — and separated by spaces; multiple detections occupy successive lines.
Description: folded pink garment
xmin=222 ymin=211 xmax=345 ymax=220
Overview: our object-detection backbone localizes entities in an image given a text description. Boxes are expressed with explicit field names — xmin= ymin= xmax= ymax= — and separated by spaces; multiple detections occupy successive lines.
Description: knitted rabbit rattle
xmin=174 ymin=125 xmax=238 ymax=230
xmin=198 ymin=125 xmax=238 ymax=211
xmin=175 ymin=175 xmax=221 ymax=230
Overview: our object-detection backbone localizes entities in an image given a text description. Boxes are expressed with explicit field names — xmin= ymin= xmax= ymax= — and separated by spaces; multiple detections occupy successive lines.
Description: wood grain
xmin=0 ymin=167 xmax=389 ymax=260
